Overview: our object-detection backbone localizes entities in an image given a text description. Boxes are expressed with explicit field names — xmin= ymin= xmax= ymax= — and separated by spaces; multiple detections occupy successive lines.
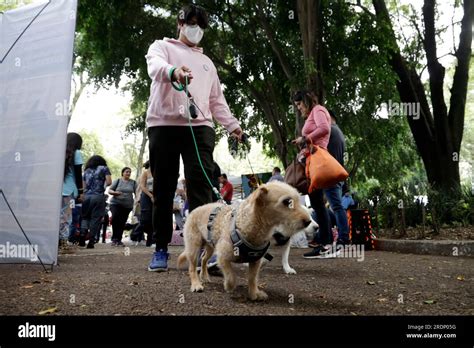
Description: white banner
xmin=0 ymin=0 xmax=77 ymax=265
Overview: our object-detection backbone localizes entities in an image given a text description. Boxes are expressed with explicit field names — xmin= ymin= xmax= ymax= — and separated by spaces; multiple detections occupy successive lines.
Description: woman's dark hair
xmin=84 ymin=155 xmax=107 ymax=170
xmin=121 ymin=167 xmax=131 ymax=176
xmin=293 ymin=90 xmax=318 ymax=110
xmin=64 ymin=132 xmax=83 ymax=179
xmin=143 ymin=160 xmax=150 ymax=169
xmin=177 ymin=4 xmax=209 ymax=29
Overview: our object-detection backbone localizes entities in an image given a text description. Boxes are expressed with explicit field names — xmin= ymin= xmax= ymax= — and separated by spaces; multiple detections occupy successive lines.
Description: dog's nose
xmin=303 ymin=219 xmax=311 ymax=228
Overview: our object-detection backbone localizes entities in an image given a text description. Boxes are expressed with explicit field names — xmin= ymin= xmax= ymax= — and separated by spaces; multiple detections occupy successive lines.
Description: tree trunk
xmin=372 ymin=0 xmax=472 ymax=201
xmin=68 ymin=71 xmax=89 ymax=124
xmin=297 ymin=0 xmax=325 ymax=103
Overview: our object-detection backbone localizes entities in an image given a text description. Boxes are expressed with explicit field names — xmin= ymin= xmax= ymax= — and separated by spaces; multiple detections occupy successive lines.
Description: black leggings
xmin=308 ymin=189 xmax=332 ymax=245
xmin=148 ymin=125 xmax=216 ymax=251
xmin=110 ymin=204 xmax=132 ymax=242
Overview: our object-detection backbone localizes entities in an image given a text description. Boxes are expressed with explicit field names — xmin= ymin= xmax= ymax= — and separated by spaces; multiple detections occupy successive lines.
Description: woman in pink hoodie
xmin=292 ymin=90 xmax=333 ymax=259
xmin=145 ymin=4 xmax=243 ymax=272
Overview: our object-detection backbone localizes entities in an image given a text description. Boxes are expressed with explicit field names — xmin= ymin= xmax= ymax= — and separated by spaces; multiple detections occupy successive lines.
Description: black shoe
xmin=208 ymin=265 xmax=223 ymax=277
xmin=78 ymin=236 xmax=86 ymax=247
xmin=336 ymin=239 xmax=350 ymax=246
xmin=86 ymin=242 xmax=95 ymax=249
xmin=303 ymin=245 xmax=330 ymax=259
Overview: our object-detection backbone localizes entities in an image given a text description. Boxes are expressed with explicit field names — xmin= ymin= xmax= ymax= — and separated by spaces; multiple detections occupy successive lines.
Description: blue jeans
xmin=68 ymin=204 xmax=82 ymax=242
xmin=324 ymin=182 xmax=349 ymax=243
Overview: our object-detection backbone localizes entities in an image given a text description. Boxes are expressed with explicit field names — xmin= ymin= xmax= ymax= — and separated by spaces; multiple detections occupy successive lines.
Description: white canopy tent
xmin=0 ymin=0 xmax=77 ymax=266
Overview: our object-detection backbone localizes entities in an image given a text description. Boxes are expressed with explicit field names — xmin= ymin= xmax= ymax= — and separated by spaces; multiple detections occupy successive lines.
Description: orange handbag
xmin=305 ymin=145 xmax=349 ymax=192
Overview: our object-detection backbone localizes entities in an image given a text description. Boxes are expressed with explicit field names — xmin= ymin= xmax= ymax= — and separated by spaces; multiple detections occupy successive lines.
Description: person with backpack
xmin=108 ymin=167 xmax=137 ymax=246
xmin=80 ymin=155 xmax=112 ymax=249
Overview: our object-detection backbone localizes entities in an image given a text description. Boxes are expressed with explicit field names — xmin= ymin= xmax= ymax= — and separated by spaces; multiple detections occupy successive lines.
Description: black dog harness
xmin=206 ymin=206 xmax=271 ymax=263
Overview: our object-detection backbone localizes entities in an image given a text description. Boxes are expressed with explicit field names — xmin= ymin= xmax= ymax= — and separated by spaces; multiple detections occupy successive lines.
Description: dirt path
xmin=0 ymin=243 xmax=472 ymax=316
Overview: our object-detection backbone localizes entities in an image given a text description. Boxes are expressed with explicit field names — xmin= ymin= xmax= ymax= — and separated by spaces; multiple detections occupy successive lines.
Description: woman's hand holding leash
xmin=173 ymin=66 xmax=193 ymax=85
xmin=230 ymin=127 xmax=243 ymax=141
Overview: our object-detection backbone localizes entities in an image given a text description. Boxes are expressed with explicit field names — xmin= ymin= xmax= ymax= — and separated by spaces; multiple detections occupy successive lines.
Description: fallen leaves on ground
xmin=38 ymin=307 xmax=57 ymax=315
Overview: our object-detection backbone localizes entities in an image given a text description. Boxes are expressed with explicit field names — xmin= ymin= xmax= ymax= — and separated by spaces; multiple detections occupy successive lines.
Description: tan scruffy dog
xmin=177 ymin=181 xmax=312 ymax=301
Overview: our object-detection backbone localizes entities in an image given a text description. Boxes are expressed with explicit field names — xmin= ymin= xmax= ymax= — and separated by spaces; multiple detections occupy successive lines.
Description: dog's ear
xmin=254 ymin=186 xmax=269 ymax=207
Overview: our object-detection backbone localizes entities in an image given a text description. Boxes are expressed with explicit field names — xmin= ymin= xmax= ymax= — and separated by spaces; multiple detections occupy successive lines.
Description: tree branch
xmin=372 ymin=0 xmax=435 ymax=163
xmin=448 ymin=0 xmax=472 ymax=150
xmin=254 ymin=1 xmax=295 ymax=81
xmin=422 ymin=0 xmax=449 ymax=139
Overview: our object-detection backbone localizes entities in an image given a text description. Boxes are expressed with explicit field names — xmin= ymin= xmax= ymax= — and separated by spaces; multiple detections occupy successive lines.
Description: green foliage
xmin=78 ymin=130 xmax=122 ymax=179
xmin=79 ymin=130 xmax=105 ymax=162
xmin=74 ymin=0 xmax=471 ymax=227
xmin=0 ymin=0 xmax=33 ymax=12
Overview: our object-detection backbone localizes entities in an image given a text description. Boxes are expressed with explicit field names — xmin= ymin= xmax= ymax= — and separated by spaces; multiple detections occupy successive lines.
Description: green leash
xmin=171 ymin=68 xmax=222 ymax=201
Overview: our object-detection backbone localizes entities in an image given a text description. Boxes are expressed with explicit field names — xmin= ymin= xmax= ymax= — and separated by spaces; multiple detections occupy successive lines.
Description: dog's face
xmin=272 ymin=207 xmax=318 ymax=245
xmin=252 ymin=182 xmax=312 ymax=234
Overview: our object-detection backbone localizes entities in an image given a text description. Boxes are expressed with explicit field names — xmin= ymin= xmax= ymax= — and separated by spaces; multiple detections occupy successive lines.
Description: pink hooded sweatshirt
xmin=145 ymin=38 xmax=240 ymax=133
xmin=302 ymin=105 xmax=331 ymax=149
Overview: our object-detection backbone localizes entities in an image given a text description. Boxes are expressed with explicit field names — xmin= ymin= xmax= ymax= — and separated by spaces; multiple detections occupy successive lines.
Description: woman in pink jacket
xmin=145 ymin=4 xmax=243 ymax=271
xmin=292 ymin=90 xmax=333 ymax=259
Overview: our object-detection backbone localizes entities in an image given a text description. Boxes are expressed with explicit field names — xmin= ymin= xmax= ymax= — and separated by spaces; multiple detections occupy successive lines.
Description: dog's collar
xmin=229 ymin=208 xmax=270 ymax=263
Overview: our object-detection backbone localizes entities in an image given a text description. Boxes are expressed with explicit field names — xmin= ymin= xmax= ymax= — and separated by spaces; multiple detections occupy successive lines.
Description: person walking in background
xmin=68 ymin=203 xmax=82 ymax=244
xmin=219 ymin=174 xmax=233 ymax=204
xmin=100 ymin=204 xmax=110 ymax=243
xmin=59 ymin=132 xmax=83 ymax=252
xmin=80 ymin=155 xmax=112 ymax=249
xmin=108 ymin=167 xmax=137 ymax=246
xmin=292 ymin=90 xmax=332 ymax=259
xmin=268 ymin=167 xmax=284 ymax=182
xmin=145 ymin=4 xmax=243 ymax=271
xmin=317 ymin=109 xmax=350 ymax=250
xmin=139 ymin=161 xmax=155 ymax=246
xmin=173 ymin=178 xmax=187 ymax=231
xmin=342 ymin=187 xmax=355 ymax=211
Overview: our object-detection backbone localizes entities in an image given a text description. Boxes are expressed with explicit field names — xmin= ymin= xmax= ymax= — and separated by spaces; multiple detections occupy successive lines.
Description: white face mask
xmin=182 ymin=24 xmax=204 ymax=44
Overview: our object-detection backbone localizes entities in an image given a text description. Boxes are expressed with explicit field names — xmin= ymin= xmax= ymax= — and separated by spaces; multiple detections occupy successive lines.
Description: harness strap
xmin=207 ymin=205 xmax=223 ymax=246
xmin=230 ymin=209 xmax=270 ymax=263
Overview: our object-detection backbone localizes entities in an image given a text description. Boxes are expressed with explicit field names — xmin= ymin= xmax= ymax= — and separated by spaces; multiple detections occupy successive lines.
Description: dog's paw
xmin=249 ymin=290 xmax=268 ymax=301
xmin=191 ymin=283 xmax=204 ymax=292
xmin=200 ymin=273 xmax=211 ymax=283
xmin=284 ymin=267 xmax=297 ymax=275
xmin=224 ymin=280 xmax=236 ymax=293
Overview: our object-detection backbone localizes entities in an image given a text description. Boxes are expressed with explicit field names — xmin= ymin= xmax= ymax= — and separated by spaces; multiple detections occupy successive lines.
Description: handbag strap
xmin=308 ymin=139 xmax=318 ymax=154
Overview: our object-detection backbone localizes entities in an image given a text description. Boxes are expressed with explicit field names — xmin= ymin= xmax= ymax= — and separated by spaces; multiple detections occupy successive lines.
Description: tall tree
xmin=372 ymin=0 xmax=472 ymax=197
